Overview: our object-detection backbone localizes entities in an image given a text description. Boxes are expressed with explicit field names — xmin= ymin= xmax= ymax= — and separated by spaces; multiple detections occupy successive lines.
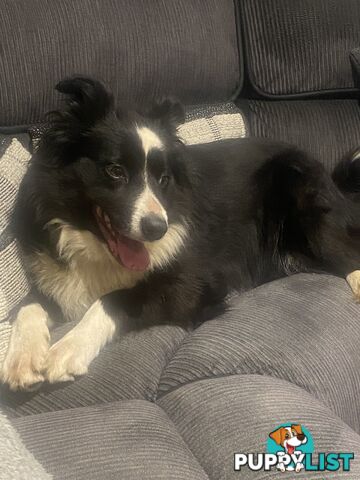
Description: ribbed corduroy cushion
xmin=240 ymin=0 xmax=360 ymax=96
xmin=0 ymin=0 xmax=241 ymax=127
xmin=1 ymin=324 xmax=187 ymax=418
xmin=13 ymin=376 xmax=360 ymax=479
xmin=158 ymin=274 xmax=360 ymax=433
xmin=244 ymin=99 xmax=360 ymax=170
xmin=13 ymin=400 xmax=209 ymax=480
xmin=158 ymin=375 xmax=360 ymax=479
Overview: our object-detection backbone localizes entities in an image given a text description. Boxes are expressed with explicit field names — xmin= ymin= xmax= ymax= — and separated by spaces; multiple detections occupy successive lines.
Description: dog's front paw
xmin=1 ymin=331 xmax=49 ymax=391
xmin=347 ymin=271 xmax=360 ymax=301
xmin=45 ymin=333 xmax=90 ymax=383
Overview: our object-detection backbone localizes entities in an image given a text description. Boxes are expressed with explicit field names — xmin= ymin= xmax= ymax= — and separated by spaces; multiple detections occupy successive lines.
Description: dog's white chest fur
xmin=28 ymin=221 xmax=145 ymax=321
xmin=26 ymin=217 xmax=187 ymax=321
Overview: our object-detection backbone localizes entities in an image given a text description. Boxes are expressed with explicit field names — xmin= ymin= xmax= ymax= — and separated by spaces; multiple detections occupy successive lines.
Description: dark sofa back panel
xmin=0 ymin=0 xmax=241 ymax=127
xmin=241 ymin=0 xmax=360 ymax=97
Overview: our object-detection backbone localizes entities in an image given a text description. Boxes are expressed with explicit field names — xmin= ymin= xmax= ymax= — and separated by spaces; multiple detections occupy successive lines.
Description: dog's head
xmin=269 ymin=425 xmax=307 ymax=454
xmin=37 ymin=76 xmax=190 ymax=271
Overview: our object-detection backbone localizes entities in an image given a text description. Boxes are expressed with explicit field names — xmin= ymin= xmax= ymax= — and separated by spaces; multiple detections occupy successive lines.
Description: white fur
xmin=136 ymin=126 xmax=163 ymax=156
xmin=131 ymin=185 xmax=168 ymax=238
xmin=346 ymin=270 xmax=360 ymax=300
xmin=30 ymin=220 xmax=145 ymax=321
xmin=45 ymin=299 xmax=116 ymax=383
xmin=28 ymin=218 xmax=188 ymax=322
xmin=146 ymin=221 xmax=188 ymax=269
xmin=131 ymin=126 xmax=167 ymax=238
xmin=1 ymin=304 xmax=50 ymax=390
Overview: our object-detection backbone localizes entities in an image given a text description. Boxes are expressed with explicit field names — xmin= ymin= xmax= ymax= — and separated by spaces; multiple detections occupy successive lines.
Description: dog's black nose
xmin=141 ymin=214 xmax=168 ymax=241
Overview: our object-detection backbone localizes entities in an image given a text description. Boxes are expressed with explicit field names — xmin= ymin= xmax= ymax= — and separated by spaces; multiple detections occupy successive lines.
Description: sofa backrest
xmin=240 ymin=0 xmax=360 ymax=98
xmin=0 ymin=0 xmax=242 ymax=128
xmin=2 ymin=0 xmax=360 ymax=130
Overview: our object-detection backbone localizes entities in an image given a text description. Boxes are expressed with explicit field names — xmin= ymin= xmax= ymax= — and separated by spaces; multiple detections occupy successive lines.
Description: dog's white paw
xmin=45 ymin=333 xmax=90 ymax=383
xmin=347 ymin=271 xmax=360 ymax=301
xmin=295 ymin=463 xmax=303 ymax=473
xmin=1 ymin=330 xmax=49 ymax=391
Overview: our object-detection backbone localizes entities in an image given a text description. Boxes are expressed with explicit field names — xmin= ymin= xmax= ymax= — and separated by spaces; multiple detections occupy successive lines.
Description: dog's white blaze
xmin=1 ymin=303 xmax=50 ymax=390
xmin=136 ymin=126 xmax=163 ymax=157
xmin=131 ymin=184 xmax=168 ymax=238
xmin=46 ymin=299 xmax=116 ymax=383
xmin=131 ymin=126 xmax=167 ymax=238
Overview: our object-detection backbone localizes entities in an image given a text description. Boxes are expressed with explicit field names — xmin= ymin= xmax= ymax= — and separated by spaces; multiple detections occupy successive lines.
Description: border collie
xmin=2 ymin=76 xmax=360 ymax=390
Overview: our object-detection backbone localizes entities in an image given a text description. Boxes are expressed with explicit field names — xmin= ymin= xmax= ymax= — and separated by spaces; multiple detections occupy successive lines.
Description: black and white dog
xmin=2 ymin=76 xmax=360 ymax=390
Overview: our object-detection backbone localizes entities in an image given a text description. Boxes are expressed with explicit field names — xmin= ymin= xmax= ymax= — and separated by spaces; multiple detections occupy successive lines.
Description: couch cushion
xmin=0 ymin=0 xmax=241 ymax=128
xmin=0 ymin=407 xmax=51 ymax=479
xmin=28 ymin=102 xmax=247 ymax=151
xmin=243 ymin=99 xmax=360 ymax=170
xmin=158 ymin=273 xmax=360 ymax=433
xmin=240 ymin=0 xmax=360 ymax=97
xmin=0 ymin=139 xmax=31 ymax=328
xmin=180 ymin=103 xmax=247 ymax=145
xmin=13 ymin=400 xmax=208 ymax=480
xmin=1 ymin=324 xmax=187 ymax=417
xmin=158 ymin=374 xmax=360 ymax=479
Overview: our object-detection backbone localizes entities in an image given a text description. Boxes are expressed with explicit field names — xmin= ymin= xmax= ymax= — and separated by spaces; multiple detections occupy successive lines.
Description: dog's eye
xmin=105 ymin=164 xmax=128 ymax=183
xmin=159 ymin=174 xmax=170 ymax=187
xmin=285 ymin=433 xmax=290 ymax=439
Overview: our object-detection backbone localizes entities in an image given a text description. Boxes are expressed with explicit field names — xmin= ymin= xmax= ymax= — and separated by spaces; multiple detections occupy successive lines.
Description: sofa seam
xmin=149 ymin=328 xmax=194 ymax=403
xmin=155 ymin=369 xmax=360 ymax=436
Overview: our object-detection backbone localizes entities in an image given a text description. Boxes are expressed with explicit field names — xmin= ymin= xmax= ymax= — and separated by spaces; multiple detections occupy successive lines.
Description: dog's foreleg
xmin=346 ymin=271 xmax=360 ymax=301
xmin=1 ymin=303 xmax=50 ymax=391
xmin=45 ymin=299 xmax=116 ymax=383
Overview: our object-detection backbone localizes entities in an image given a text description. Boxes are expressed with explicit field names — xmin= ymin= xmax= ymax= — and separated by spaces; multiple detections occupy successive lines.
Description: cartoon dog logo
xmin=269 ymin=424 xmax=308 ymax=472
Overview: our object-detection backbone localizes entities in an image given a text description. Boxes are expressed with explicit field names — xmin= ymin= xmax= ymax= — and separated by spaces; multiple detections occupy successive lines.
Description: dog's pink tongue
xmin=110 ymin=235 xmax=150 ymax=271
xmin=287 ymin=445 xmax=295 ymax=455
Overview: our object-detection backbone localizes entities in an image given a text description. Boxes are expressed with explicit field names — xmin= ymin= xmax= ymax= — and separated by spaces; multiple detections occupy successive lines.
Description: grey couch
xmin=1 ymin=1 xmax=360 ymax=478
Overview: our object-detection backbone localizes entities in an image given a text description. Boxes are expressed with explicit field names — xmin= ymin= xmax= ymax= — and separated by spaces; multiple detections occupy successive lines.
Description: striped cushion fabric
xmin=241 ymin=0 xmax=360 ymax=97
xmin=0 ymin=139 xmax=31 ymax=364
xmin=180 ymin=103 xmax=247 ymax=144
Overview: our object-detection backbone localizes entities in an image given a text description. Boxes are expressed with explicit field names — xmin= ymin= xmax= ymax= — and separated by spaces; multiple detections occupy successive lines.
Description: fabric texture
xmin=10 ymin=273 xmax=360 ymax=479
xmin=180 ymin=103 xmax=247 ymax=145
xmin=244 ymin=99 xmax=360 ymax=170
xmin=0 ymin=0 xmax=241 ymax=127
xmin=0 ymin=139 xmax=31 ymax=366
xmin=28 ymin=103 xmax=247 ymax=151
xmin=13 ymin=400 xmax=208 ymax=480
xmin=241 ymin=0 xmax=360 ymax=97
xmin=1 ymin=324 xmax=187 ymax=418
xmin=158 ymin=274 xmax=360 ymax=432
xmin=158 ymin=374 xmax=360 ymax=479
xmin=0 ymin=409 xmax=51 ymax=480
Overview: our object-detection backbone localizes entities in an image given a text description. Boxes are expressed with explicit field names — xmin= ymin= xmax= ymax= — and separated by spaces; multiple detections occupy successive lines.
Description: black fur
xmin=15 ymin=76 xmax=360 ymax=332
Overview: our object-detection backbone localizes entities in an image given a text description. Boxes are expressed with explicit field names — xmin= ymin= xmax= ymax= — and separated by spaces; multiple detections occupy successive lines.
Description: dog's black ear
xmin=55 ymin=76 xmax=114 ymax=126
xmin=39 ymin=77 xmax=114 ymax=163
xmin=148 ymin=98 xmax=185 ymax=132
